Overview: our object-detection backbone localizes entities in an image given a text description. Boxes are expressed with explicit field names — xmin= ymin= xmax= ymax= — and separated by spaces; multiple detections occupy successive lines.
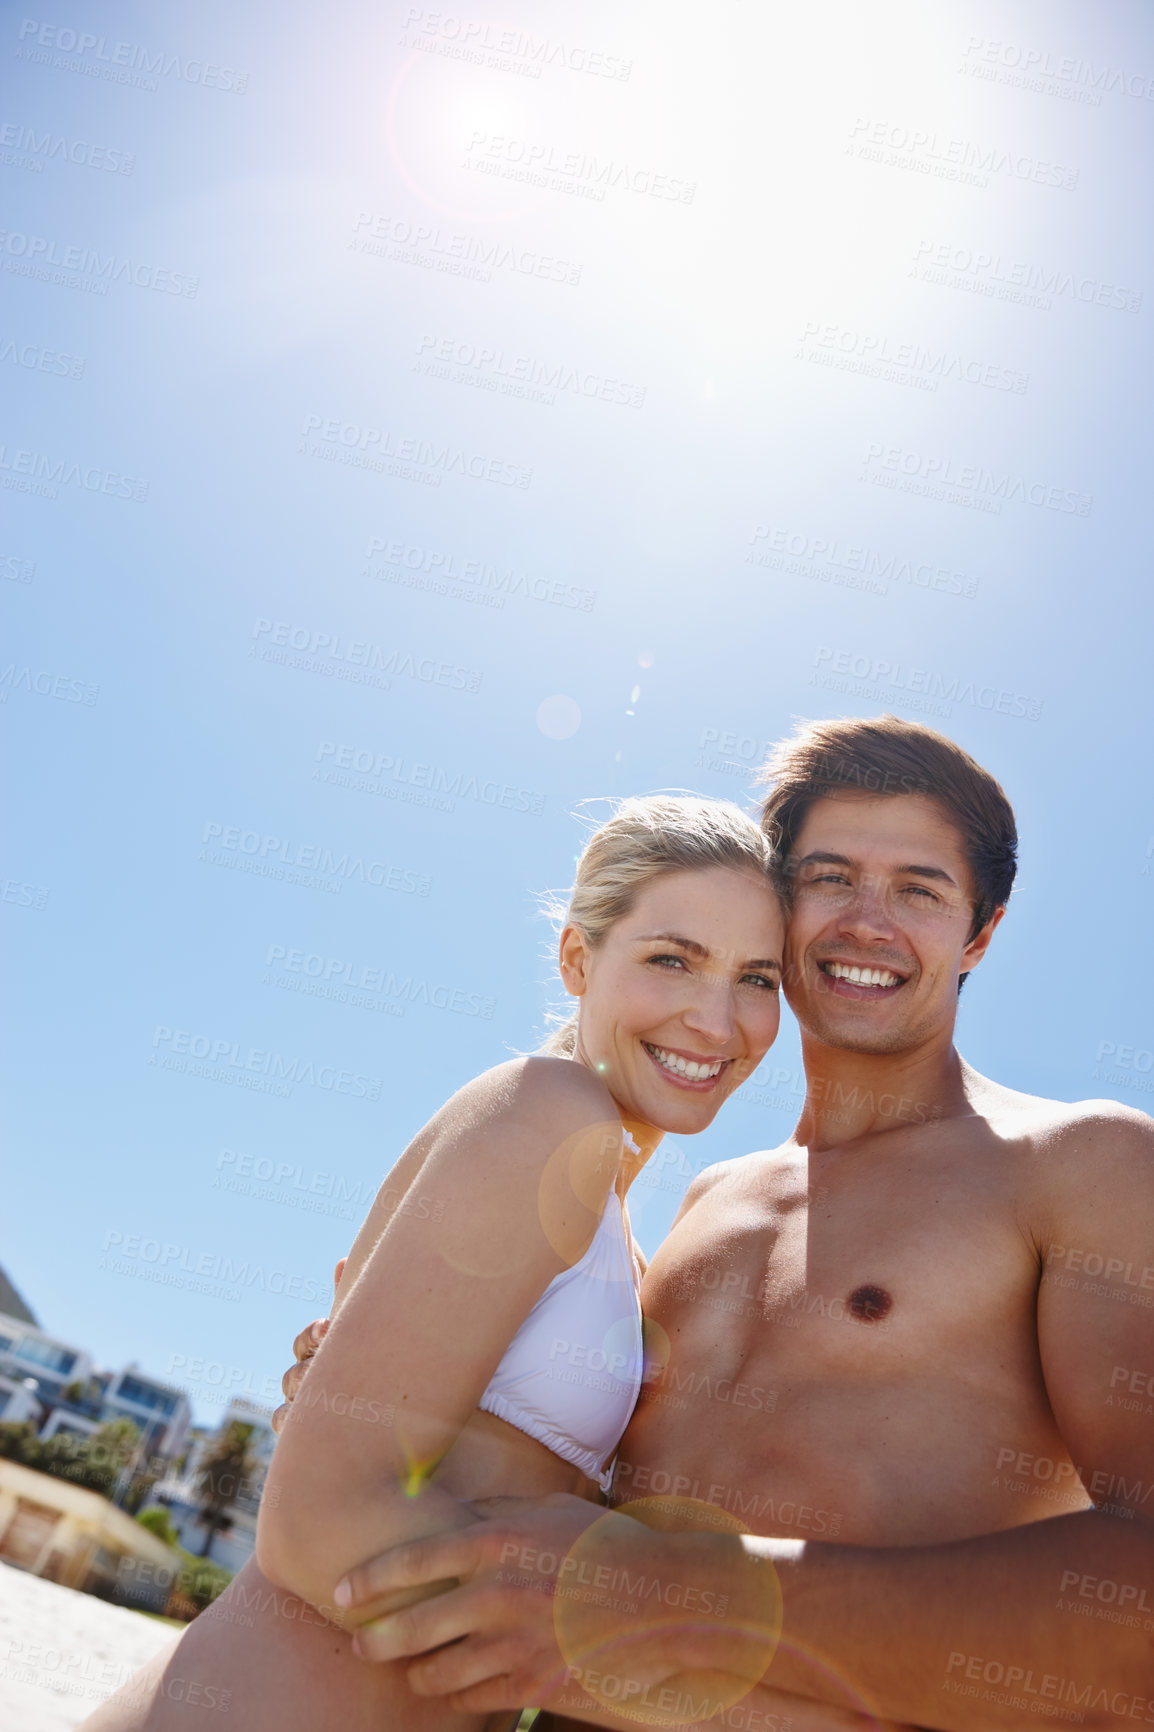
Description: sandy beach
xmin=0 ymin=1560 xmax=178 ymax=1731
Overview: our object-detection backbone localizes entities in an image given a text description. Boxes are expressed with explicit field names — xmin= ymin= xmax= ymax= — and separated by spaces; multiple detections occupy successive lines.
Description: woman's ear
xmin=558 ymin=923 xmax=591 ymax=997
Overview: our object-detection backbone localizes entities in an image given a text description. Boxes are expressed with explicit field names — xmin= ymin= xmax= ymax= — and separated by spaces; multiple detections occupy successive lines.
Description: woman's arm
xmin=256 ymin=1055 xmax=624 ymax=1617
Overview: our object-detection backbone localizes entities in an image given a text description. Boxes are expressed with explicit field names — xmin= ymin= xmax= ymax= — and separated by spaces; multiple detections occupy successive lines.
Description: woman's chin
xmin=643 ymin=1093 xmax=726 ymax=1136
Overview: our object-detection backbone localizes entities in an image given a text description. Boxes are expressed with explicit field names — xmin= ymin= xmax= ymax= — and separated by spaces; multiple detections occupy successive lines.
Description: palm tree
xmin=193 ymin=1421 xmax=258 ymax=1559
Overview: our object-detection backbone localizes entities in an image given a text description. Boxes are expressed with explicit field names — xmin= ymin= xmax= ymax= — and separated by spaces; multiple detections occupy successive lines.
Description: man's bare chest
xmin=644 ymin=1152 xmax=1040 ymax=1390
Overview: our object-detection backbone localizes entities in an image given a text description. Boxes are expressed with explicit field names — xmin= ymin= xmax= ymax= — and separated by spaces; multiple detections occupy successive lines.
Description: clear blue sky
xmin=4 ymin=0 xmax=1152 ymax=1424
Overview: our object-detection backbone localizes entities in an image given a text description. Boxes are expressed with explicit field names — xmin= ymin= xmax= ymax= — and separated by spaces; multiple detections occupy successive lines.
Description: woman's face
xmin=561 ymin=865 xmax=785 ymax=1137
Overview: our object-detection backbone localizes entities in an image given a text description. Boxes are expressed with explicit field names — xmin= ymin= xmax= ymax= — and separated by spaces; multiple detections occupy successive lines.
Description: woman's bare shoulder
xmin=438 ymin=1054 xmax=621 ymax=1139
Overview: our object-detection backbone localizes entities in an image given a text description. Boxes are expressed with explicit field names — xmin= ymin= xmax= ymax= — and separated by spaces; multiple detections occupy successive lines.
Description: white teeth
xmin=826 ymin=962 xmax=902 ymax=988
xmin=647 ymin=1045 xmax=724 ymax=1081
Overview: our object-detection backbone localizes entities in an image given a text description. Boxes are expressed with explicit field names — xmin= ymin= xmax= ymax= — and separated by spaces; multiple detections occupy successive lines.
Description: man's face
xmin=783 ymin=793 xmax=1000 ymax=1055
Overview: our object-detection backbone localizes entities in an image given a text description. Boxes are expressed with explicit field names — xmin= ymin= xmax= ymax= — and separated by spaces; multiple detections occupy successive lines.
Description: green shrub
xmin=175 ymin=1549 xmax=233 ymax=1614
xmin=135 ymin=1505 xmax=179 ymax=1548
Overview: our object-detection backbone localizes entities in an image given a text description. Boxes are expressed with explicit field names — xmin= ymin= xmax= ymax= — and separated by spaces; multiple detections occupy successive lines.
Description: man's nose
xmin=836 ymin=879 xmax=897 ymax=943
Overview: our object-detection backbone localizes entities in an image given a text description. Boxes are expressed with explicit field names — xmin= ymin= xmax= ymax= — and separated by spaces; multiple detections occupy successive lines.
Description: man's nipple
xmin=847 ymin=1284 xmax=892 ymax=1323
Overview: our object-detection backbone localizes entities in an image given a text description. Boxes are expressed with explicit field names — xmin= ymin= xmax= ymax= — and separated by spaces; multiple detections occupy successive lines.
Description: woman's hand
xmin=270 ymin=1258 xmax=344 ymax=1436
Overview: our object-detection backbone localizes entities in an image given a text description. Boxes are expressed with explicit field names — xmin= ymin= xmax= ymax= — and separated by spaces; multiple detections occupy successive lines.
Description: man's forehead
xmin=791 ymin=792 xmax=969 ymax=868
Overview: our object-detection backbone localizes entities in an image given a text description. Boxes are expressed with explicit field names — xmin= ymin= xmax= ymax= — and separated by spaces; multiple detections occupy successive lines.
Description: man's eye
xmin=809 ymin=873 xmax=850 ymax=887
xmin=902 ymin=885 xmax=937 ymax=900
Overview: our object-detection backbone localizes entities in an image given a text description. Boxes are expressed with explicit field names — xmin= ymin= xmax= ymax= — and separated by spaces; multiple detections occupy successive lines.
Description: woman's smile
xmin=641 ymin=1041 xmax=732 ymax=1090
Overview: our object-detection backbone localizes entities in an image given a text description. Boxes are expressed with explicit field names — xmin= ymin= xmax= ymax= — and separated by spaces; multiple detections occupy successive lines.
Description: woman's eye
xmin=740 ymin=974 xmax=780 ymax=992
xmin=647 ymin=953 xmax=687 ymax=970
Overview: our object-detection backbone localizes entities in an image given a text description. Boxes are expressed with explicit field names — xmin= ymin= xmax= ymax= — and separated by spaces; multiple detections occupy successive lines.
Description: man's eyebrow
xmin=634 ymin=933 xmax=782 ymax=971
xmin=795 ymin=851 xmax=852 ymax=869
xmin=796 ymin=851 xmax=959 ymax=889
xmin=897 ymin=864 xmax=959 ymax=888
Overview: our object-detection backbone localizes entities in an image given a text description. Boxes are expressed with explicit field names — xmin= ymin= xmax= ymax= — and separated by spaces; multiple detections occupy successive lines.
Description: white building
xmin=0 ymin=1312 xmax=96 ymax=1428
xmin=153 ymin=1398 xmax=277 ymax=1573
xmin=0 ymin=1312 xmax=191 ymax=1467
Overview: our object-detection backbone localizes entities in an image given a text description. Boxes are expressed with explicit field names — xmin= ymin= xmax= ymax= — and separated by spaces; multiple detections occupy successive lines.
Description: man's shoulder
xmin=678 ymin=1143 xmax=802 ymax=1210
xmin=1038 ymin=1095 xmax=1154 ymax=1164
xmin=967 ymin=1065 xmax=1154 ymax=1153
xmin=979 ymin=1084 xmax=1154 ymax=1215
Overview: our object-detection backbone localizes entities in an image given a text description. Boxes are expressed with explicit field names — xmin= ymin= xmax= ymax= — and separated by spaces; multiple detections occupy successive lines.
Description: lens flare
xmin=554 ymin=1496 xmax=783 ymax=1726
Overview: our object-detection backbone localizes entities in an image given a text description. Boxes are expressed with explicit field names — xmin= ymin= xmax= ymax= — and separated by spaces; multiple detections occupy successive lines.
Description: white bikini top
xmin=478 ymin=1132 xmax=644 ymax=1491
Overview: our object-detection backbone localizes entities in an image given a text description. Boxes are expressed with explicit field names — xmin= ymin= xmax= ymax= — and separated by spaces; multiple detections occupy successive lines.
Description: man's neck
xmin=793 ymin=1027 xmax=974 ymax=1151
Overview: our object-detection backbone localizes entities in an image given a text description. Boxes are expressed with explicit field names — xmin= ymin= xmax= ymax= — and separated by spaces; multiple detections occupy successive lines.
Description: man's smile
xmin=817 ymin=958 xmax=910 ymax=998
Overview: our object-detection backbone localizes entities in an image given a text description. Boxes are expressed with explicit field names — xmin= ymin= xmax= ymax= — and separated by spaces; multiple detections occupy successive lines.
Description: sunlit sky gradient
xmin=5 ymin=0 xmax=1153 ymax=1422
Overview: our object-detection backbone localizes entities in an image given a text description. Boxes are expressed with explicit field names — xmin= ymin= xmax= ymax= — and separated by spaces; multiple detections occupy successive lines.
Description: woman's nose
xmin=680 ymin=978 xmax=738 ymax=1044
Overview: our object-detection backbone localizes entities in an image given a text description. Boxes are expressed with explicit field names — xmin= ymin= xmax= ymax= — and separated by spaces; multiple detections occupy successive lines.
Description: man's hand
xmin=338 ymin=1493 xmax=792 ymax=1723
xmin=339 ymin=1493 xmax=598 ymax=1693
xmin=270 ymin=1257 xmax=344 ymax=1436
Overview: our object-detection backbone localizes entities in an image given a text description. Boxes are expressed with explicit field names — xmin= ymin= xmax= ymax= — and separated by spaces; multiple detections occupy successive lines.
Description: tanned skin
xmin=335 ymin=794 xmax=1154 ymax=1732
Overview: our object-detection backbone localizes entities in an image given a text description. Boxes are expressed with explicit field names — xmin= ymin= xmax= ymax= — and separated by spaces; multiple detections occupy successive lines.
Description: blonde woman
xmin=87 ymin=795 xmax=786 ymax=1731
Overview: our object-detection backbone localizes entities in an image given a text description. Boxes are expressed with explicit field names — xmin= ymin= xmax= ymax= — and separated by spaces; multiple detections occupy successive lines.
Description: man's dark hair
xmin=757 ymin=715 xmax=1018 ymax=945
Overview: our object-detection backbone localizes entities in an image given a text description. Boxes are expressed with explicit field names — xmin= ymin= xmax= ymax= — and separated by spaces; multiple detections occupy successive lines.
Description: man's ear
xmin=959 ymin=905 xmax=1005 ymax=977
xmin=558 ymin=923 xmax=591 ymax=997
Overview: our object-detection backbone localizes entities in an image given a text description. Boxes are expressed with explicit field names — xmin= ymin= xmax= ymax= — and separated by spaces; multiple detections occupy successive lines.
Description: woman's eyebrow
xmin=635 ymin=931 xmax=708 ymax=955
xmin=635 ymin=933 xmax=782 ymax=972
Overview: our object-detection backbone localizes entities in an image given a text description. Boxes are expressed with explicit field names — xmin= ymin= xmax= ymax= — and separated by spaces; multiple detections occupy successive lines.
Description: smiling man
xmin=337 ymin=714 xmax=1154 ymax=1732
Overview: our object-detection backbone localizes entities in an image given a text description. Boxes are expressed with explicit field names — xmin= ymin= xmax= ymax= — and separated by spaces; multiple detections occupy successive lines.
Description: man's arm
xmin=338 ymin=1106 xmax=1154 ymax=1730
xmin=340 ymin=1497 xmax=1152 ymax=1730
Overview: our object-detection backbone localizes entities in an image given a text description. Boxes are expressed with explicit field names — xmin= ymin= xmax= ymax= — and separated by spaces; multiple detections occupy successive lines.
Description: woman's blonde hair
xmin=540 ymin=794 xmax=778 ymax=1057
